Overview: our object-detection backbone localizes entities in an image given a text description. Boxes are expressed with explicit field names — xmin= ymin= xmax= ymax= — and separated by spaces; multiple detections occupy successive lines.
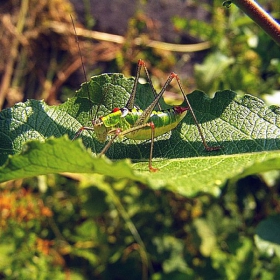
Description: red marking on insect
xmin=138 ymin=59 xmax=146 ymax=66
xmin=170 ymin=72 xmax=178 ymax=79
xmin=115 ymin=128 xmax=122 ymax=135
xmin=149 ymin=122 xmax=155 ymax=129
xmin=112 ymin=107 xmax=120 ymax=113
xmin=174 ymin=106 xmax=188 ymax=114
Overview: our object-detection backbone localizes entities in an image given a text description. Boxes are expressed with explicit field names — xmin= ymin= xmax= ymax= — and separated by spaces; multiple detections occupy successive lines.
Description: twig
xmin=46 ymin=58 xmax=82 ymax=104
xmin=230 ymin=0 xmax=280 ymax=46
xmin=46 ymin=21 xmax=211 ymax=53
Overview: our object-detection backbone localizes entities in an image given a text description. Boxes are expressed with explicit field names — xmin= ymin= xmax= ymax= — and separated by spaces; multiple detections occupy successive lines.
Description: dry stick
xmin=0 ymin=0 xmax=29 ymax=109
xmin=47 ymin=21 xmax=212 ymax=53
xmin=231 ymin=0 xmax=280 ymax=46
xmin=47 ymin=58 xmax=82 ymax=104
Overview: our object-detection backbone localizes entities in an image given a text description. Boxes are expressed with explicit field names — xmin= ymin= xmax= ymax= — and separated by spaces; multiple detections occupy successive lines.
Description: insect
xmin=71 ymin=20 xmax=221 ymax=172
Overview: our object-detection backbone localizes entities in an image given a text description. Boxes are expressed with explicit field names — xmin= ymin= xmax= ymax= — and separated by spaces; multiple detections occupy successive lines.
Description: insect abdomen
xmin=125 ymin=107 xmax=188 ymax=140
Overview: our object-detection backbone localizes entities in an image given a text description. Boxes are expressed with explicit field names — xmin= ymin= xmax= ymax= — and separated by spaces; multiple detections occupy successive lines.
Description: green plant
xmin=1 ymin=73 xmax=280 ymax=192
xmin=1 ymin=0 xmax=280 ymax=279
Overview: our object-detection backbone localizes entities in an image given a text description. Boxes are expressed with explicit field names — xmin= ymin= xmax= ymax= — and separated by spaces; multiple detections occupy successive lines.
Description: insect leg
xmin=72 ymin=126 xmax=95 ymax=141
xmin=134 ymin=73 xmax=174 ymax=126
xmin=99 ymin=123 xmax=158 ymax=172
xmin=135 ymin=71 xmax=221 ymax=151
xmin=99 ymin=129 xmax=120 ymax=155
xmin=147 ymin=122 xmax=157 ymax=172
xmin=172 ymin=73 xmax=221 ymax=151
xmin=126 ymin=59 xmax=162 ymax=111
xmin=120 ymin=122 xmax=158 ymax=172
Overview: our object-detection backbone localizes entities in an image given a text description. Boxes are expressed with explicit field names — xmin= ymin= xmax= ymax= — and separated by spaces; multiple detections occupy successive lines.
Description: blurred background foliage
xmin=1 ymin=0 xmax=280 ymax=279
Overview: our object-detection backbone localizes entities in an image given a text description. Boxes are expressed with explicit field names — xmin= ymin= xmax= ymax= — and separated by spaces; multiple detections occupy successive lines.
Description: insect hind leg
xmin=99 ymin=123 xmax=159 ymax=172
xmin=170 ymin=72 xmax=221 ymax=151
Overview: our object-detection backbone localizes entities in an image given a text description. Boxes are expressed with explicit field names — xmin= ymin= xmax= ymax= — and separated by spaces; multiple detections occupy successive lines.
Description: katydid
xmin=73 ymin=59 xmax=221 ymax=172
xmin=70 ymin=15 xmax=220 ymax=171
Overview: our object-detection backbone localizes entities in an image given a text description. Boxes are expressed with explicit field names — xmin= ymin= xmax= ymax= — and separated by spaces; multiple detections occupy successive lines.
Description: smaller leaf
xmin=254 ymin=215 xmax=280 ymax=257
xmin=195 ymin=52 xmax=234 ymax=93
xmin=193 ymin=218 xmax=216 ymax=257
xmin=0 ymin=136 xmax=141 ymax=183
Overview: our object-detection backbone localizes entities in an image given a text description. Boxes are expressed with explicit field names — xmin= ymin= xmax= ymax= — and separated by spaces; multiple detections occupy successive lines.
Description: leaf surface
xmin=0 ymin=73 xmax=280 ymax=196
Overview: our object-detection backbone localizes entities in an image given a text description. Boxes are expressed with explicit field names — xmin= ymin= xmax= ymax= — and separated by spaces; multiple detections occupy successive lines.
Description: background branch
xmin=230 ymin=0 xmax=280 ymax=46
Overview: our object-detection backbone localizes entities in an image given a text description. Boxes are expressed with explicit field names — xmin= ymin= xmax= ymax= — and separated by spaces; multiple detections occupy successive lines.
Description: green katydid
xmin=70 ymin=15 xmax=220 ymax=171
xmin=73 ymin=59 xmax=221 ymax=172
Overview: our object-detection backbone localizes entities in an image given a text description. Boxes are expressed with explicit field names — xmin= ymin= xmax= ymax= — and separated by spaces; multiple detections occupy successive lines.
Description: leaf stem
xmin=231 ymin=0 xmax=280 ymax=46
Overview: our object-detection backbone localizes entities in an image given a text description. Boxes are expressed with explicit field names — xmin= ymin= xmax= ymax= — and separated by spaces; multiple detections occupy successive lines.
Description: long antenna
xmin=70 ymin=15 xmax=94 ymax=119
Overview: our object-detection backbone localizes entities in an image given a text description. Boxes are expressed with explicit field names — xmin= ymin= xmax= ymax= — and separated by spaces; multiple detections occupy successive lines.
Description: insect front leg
xmin=99 ymin=128 xmax=121 ymax=155
xmin=72 ymin=126 xmax=95 ymax=141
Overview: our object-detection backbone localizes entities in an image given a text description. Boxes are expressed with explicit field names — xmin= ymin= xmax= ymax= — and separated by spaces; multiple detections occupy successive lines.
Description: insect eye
xmin=120 ymin=108 xmax=129 ymax=117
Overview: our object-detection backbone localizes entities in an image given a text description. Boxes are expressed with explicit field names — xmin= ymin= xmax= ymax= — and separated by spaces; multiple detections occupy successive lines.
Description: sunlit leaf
xmin=1 ymin=74 xmax=280 ymax=196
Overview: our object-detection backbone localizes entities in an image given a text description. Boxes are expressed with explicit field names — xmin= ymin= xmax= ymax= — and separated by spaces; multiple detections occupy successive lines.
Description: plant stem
xmin=231 ymin=0 xmax=280 ymax=46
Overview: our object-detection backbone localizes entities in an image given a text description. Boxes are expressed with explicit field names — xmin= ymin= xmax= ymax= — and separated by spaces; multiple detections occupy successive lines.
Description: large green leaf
xmin=0 ymin=73 xmax=280 ymax=196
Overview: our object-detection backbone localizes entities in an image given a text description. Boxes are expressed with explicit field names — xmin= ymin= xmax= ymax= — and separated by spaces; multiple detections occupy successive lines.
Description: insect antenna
xmin=70 ymin=15 xmax=100 ymax=120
